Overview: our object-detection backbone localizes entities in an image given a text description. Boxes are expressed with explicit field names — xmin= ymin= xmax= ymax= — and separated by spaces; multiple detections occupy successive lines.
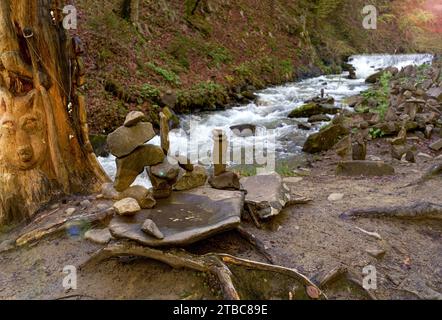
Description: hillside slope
xmin=74 ymin=0 xmax=429 ymax=134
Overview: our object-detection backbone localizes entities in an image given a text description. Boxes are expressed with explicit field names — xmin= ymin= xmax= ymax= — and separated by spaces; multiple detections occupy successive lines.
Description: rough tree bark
xmin=121 ymin=0 xmax=140 ymax=29
xmin=0 ymin=0 xmax=108 ymax=228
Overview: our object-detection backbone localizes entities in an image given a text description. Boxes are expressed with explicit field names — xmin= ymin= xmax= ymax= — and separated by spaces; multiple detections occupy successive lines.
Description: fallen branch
xmin=245 ymin=203 xmax=262 ymax=229
xmin=79 ymin=241 xmax=325 ymax=300
xmin=340 ymin=202 xmax=442 ymax=221
xmin=402 ymin=163 xmax=442 ymax=188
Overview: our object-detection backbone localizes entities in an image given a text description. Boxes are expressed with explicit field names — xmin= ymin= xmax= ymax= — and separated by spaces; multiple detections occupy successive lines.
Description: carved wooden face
xmin=0 ymin=90 xmax=47 ymax=170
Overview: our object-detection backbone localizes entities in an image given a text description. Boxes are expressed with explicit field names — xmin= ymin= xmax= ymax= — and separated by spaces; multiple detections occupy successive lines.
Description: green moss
xmin=361 ymin=71 xmax=392 ymax=120
xmin=177 ymin=81 xmax=228 ymax=111
xmin=146 ymin=62 xmax=181 ymax=86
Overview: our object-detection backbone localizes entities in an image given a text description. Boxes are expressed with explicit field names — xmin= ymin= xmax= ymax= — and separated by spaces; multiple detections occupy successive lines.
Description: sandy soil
xmin=0 ymin=135 xmax=441 ymax=300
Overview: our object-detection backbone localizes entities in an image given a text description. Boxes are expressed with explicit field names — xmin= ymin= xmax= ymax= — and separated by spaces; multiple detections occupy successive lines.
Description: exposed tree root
xmin=314 ymin=266 xmax=377 ymax=300
xmin=340 ymin=202 xmax=442 ymax=221
xmin=79 ymin=241 xmax=326 ymax=300
xmin=245 ymin=203 xmax=262 ymax=229
xmin=236 ymin=226 xmax=273 ymax=264
xmin=402 ymin=163 xmax=442 ymax=188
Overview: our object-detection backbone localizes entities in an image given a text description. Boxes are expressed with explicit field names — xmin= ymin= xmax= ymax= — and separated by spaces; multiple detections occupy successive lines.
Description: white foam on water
xmin=348 ymin=54 xmax=434 ymax=79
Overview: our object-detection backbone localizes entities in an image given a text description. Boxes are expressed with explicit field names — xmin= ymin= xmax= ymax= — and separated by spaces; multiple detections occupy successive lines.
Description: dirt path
xmin=0 ymin=136 xmax=441 ymax=300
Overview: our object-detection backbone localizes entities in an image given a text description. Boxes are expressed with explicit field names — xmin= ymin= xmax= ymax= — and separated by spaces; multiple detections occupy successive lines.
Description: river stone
xmin=240 ymin=173 xmax=290 ymax=219
xmin=308 ymin=114 xmax=331 ymax=123
xmin=352 ymin=141 xmax=367 ymax=161
xmin=107 ymin=122 xmax=155 ymax=158
xmin=148 ymin=174 xmax=174 ymax=199
xmin=209 ymin=171 xmax=241 ymax=190
xmin=230 ymin=124 xmax=257 ymax=137
xmin=141 ymin=219 xmax=164 ymax=239
xmin=120 ymin=186 xmax=156 ymax=209
xmin=336 ymin=161 xmax=395 ymax=177
xmin=124 ymin=111 xmax=148 ymax=127
xmin=173 ymin=166 xmax=208 ymax=191
xmin=328 ymin=193 xmax=344 ymax=202
xmin=426 ymin=87 xmax=442 ymax=102
xmin=171 ymin=155 xmax=194 ymax=172
xmin=391 ymin=144 xmax=415 ymax=160
xmin=288 ymin=103 xmax=340 ymax=118
xmin=113 ymin=198 xmax=141 ymax=216
xmin=114 ymin=145 xmax=165 ymax=192
xmin=429 ymin=139 xmax=442 ymax=151
xmin=150 ymin=160 xmax=180 ymax=181
xmin=109 ymin=187 xmax=244 ymax=247
xmin=84 ymin=228 xmax=113 ymax=244
xmin=101 ymin=182 xmax=120 ymax=200
xmin=303 ymin=124 xmax=350 ymax=153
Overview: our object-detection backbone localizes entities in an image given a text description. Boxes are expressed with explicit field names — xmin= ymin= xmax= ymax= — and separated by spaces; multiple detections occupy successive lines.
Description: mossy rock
xmin=303 ymin=124 xmax=350 ymax=153
xmin=288 ymin=103 xmax=340 ymax=118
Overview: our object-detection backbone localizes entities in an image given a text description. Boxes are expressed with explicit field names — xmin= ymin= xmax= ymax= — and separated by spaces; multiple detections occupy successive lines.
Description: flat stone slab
xmin=109 ymin=187 xmax=244 ymax=247
xmin=240 ymin=173 xmax=291 ymax=219
xmin=336 ymin=161 xmax=395 ymax=177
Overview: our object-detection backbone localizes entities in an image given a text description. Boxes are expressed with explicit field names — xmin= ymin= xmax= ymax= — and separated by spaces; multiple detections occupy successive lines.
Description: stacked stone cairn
xmin=208 ymin=129 xmax=241 ymax=190
xmin=101 ymin=110 xmax=208 ymax=239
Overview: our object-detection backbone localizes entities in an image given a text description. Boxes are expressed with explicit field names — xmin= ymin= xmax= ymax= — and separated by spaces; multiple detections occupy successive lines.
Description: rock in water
xmin=114 ymin=145 xmax=165 ymax=191
xmin=303 ymin=124 xmax=350 ymax=153
xmin=141 ymin=219 xmax=164 ymax=239
xmin=230 ymin=124 xmax=257 ymax=137
xmin=113 ymin=198 xmax=141 ymax=216
xmin=84 ymin=228 xmax=113 ymax=244
xmin=124 ymin=111 xmax=148 ymax=127
xmin=240 ymin=173 xmax=291 ymax=219
xmin=288 ymin=102 xmax=340 ymax=118
xmin=308 ymin=114 xmax=331 ymax=123
xmin=209 ymin=171 xmax=241 ymax=190
xmin=120 ymin=186 xmax=156 ymax=209
xmin=107 ymin=122 xmax=155 ymax=158
xmin=173 ymin=166 xmax=208 ymax=191
xmin=336 ymin=161 xmax=395 ymax=177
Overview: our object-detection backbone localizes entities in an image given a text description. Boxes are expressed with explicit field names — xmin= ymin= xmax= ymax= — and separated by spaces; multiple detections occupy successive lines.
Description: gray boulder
xmin=303 ymin=124 xmax=350 ymax=153
xmin=107 ymin=122 xmax=155 ymax=158
xmin=114 ymin=144 xmax=165 ymax=191
xmin=240 ymin=173 xmax=291 ymax=219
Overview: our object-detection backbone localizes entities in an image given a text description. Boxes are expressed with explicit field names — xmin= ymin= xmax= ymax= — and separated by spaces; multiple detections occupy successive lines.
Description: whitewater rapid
xmin=99 ymin=54 xmax=433 ymax=188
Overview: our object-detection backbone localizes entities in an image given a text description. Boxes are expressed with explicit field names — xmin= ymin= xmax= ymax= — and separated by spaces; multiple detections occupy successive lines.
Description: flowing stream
xmin=99 ymin=54 xmax=433 ymax=188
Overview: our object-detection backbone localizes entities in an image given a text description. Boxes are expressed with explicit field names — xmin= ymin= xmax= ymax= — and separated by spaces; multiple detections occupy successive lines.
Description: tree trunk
xmin=0 ymin=0 xmax=109 ymax=228
xmin=122 ymin=0 xmax=140 ymax=29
